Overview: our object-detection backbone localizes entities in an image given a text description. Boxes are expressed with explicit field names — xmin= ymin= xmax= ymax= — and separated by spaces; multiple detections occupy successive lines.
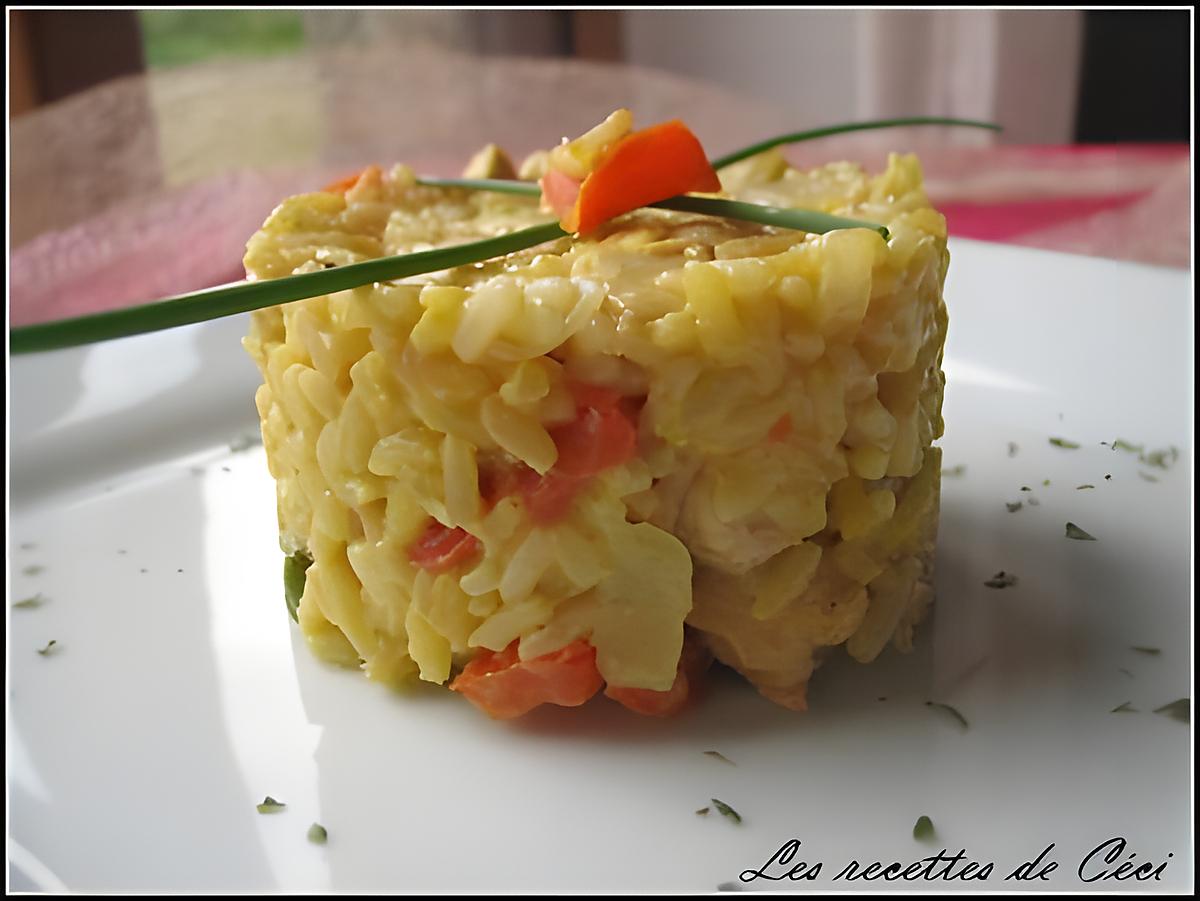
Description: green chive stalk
xmin=11 ymin=116 xmax=997 ymax=354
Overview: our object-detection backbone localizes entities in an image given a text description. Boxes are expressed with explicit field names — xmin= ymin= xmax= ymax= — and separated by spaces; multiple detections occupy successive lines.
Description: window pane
xmin=137 ymin=10 xmax=306 ymax=69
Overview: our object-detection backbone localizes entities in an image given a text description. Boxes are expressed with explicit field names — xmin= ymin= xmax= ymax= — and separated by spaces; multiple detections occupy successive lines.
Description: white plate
xmin=8 ymin=239 xmax=1193 ymax=893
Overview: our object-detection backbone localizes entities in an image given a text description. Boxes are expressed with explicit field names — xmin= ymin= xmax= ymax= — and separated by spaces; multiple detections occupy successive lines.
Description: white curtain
xmin=858 ymin=10 xmax=1083 ymax=143
xmin=622 ymin=9 xmax=1084 ymax=144
xmin=299 ymin=9 xmax=1084 ymax=144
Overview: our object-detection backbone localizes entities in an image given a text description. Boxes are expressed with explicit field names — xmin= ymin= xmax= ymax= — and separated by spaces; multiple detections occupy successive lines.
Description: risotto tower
xmin=243 ymin=129 xmax=948 ymax=718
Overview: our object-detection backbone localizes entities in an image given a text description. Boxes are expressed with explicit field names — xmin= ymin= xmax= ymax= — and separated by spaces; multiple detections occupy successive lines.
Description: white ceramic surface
xmin=8 ymin=239 xmax=1193 ymax=893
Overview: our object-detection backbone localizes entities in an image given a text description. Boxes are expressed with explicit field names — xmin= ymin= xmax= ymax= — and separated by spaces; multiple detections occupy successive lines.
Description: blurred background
xmin=7 ymin=8 xmax=1192 ymax=326
xmin=10 ymin=9 xmax=1189 ymax=141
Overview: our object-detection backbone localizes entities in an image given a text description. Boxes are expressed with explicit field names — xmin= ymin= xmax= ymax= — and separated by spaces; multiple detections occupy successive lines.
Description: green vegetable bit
xmin=913 ymin=815 xmax=936 ymax=841
xmin=14 ymin=593 xmax=46 ymax=609
xmin=709 ymin=116 xmax=1002 ymax=169
xmin=426 ymin=177 xmax=889 ymax=235
xmin=10 ymin=222 xmax=568 ymax=354
xmin=1049 ymin=437 xmax=1080 ymax=449
xmin=654 ymin=195 xmax=887 ymax=239
xmin=256 ymin=796 xmax=287 ymax=814
xmin=284 ymin=551 xmax=314 ymax=623
xmin=307 ymin=822 xmax=328 ymax=844
xmin=925 ymin=701 xmax=969 ymax=730
xmin=711 ymin=798 xmax=743 ymax=824
xmin=1111 ymin=439 xmax=1143 ymax=454
xmin=10 ymin=117 xmax=1004 ymax=356
xmin=1065 ymin=522 xmax=1097 ymax=541
xmin=1153 ymin=699 xmax=1189 ymax=723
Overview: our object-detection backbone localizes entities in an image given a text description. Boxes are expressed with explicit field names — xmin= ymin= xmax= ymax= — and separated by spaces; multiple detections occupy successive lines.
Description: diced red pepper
xmin=450 ymin=639 xmax=604 ymax=719
xmin=550 ymin=405 xmax=638 ymax=478
xmin=477 ymin=382 xmax=642 ymax=526
xmin=604 ymin=634 xmax=712 ymax=717
xmin=540 ymin=168 xmax=583 ymax=223
xmin=519 ymin=471 xmax=583 ymax=525
xmin=768 ymin=414 xmax=793 ymax=442
xmin=544 ymin=120 xmax=722 ymax=235
xmin=407 ymin=521 xmax=481 ymax=574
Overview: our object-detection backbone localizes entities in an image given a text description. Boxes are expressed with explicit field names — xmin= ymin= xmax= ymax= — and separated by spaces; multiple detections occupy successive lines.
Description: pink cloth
xmin=928 ymin=145 xmax=1191 ymax=267
xmin=8 ymin=145 xmax=1190 ymax=328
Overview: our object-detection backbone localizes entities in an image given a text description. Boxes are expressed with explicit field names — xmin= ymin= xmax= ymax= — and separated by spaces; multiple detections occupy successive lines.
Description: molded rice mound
xmin=243 ymin=148 xmax=948 ymax=714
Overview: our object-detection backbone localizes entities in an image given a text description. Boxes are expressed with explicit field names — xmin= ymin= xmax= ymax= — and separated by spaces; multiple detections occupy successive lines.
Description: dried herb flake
xmin=711 ymin=798 xmax=742 ymax=824
xmin=1140 ymin=446 xmax=1179 ymax=470
xmin=1130 ymin=646 xmax=1161 ymax=656
xmin=1076 ymin=484 xmax=1095 ymax=490
xmin=913 ymin=815 xmax=936 ymax=841
xmin=703 ymin=750 xmax=736 ymax=766
xmin=1138 ymin=471 xmax=1159 ymax=483
xmin=1065 ymin=522 xmax=1097 ymax=541
xmin=695 ymin=807 xmax=710 ymax=816
xmin=229 ymin=433 xmax=262 ymax=453
xmin=984 ymin=571 xmax=1018 ymax=589
xmin=1152 ymin=699 xmax=1189 ymax=723
xmin=1005 ymin=501 xmax=1023 ymax=513
xmin=37 ymin=639 xmax=58 ymax=656
xmin=1110 ymin=702 xmax=1136 ymax=713
xmin=925 ymin=701 xmax=969 ymax=730
xmin=1049 ymin=437 xmax=1080 ymax=449
xmin=14 ymin=593 xmax=46 ymax=609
